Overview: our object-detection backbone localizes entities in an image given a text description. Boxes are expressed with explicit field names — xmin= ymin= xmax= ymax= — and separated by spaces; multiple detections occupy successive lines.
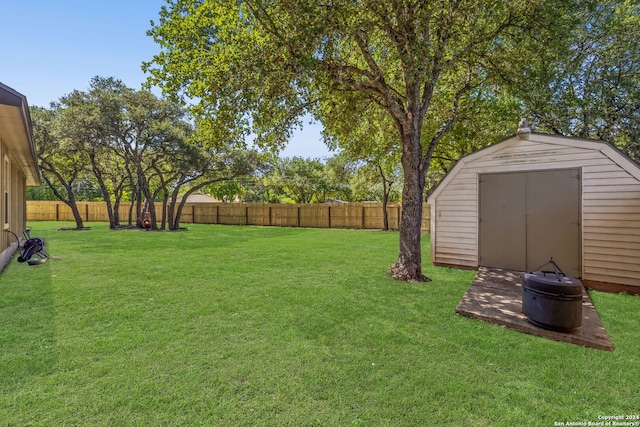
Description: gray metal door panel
xmin=479 ymin=172 xmax=527 ymax=271
xmin=479 ymin=169 xmax=581 ymax=277
xmin=526 ymin=169 xmax=581 ymax=277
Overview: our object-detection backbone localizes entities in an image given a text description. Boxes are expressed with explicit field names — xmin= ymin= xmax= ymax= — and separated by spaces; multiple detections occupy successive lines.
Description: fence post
xmin=328 ymin=206 xmax=331 ymax=229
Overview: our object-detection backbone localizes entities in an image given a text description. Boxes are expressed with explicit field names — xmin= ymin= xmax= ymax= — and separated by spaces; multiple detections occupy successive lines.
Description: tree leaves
xmin=144 ymin=0 xmax=605 ymax=280
xmin=502 ymin=0 xmax=640 ymax=160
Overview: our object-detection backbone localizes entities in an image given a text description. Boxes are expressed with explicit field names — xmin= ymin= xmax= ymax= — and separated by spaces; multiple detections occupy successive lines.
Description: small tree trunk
xmin=113 ymin=196 xmax=121 ymax=227
xmin=64 ymin=186 xmax=85 ymax=229
xmin=70 ymin=205 xmax=85 ymax=229
xmin=378 ymin=164 xmax=392 ymax=231
xmin=381 ymin=190 xmax=390 ymax=231
xmin=128 ymin=200 xmax=135 ymax=226
xmin=166 ymin=185 xmax=180 ymax=230
xmin=90 ymin=155 xmax=117 ymax=228
xmin=145 ymin=198 xmax=158 ymax=230
xmin=171 ymin=199 xmax=190 ymax=231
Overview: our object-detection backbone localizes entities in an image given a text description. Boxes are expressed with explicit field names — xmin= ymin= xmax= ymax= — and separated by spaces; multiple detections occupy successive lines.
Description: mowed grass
xmin=1 ymin=222 xmax=638 ymax=426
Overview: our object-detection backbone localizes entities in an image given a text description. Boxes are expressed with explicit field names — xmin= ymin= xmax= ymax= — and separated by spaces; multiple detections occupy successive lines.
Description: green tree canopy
xmin=32 ymin=76 xmax=262 ymax=230
xmin=146 ymin=0 xmax=571 ymax=280
xmin=270 ymin=157 xmax=329 ymax=204
xmin=502 ymin=0 xmax=640 ymax=159
xmin=30 ymin=105 xmax=90 ymax=229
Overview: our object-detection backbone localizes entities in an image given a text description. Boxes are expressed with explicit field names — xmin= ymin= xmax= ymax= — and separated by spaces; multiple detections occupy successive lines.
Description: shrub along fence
xmin=26 ymin=201 xmax=431 ymax=233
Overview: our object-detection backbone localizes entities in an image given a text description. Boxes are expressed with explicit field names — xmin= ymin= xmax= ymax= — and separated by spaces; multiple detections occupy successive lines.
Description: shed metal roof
xmin=427 ymin=131 xmax=640 ymax=203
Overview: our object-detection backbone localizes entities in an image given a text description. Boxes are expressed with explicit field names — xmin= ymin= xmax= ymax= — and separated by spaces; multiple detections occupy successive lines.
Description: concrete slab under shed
xmin=456 ymin=267 xmax=614 ymax=351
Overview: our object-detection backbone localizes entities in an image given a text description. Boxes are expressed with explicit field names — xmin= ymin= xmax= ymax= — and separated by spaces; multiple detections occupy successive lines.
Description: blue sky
xmin=0 ymin=0 xmax=331 ymax=158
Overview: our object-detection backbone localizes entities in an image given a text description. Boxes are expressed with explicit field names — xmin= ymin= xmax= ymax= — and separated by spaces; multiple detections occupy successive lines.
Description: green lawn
xmin=1 ymin=222 xmax=638 ymax=426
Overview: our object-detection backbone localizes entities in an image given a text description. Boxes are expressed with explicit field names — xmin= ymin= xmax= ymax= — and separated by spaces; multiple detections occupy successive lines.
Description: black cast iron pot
xmin=522 ymin=261 xmax=583 ymax=332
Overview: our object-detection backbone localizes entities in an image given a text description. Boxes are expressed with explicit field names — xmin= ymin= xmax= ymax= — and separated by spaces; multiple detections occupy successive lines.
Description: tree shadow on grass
xmin=0 ymin=258 xmax=55 ymax=390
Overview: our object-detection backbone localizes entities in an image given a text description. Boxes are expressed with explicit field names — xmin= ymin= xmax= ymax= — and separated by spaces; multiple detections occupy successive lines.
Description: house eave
xmin=0 ymin=83 xmax=41 ymax=186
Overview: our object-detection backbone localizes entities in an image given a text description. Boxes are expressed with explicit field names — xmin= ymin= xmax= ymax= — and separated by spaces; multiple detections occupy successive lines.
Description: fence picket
xmin=26 ymin=201 xmax=430 ymax=233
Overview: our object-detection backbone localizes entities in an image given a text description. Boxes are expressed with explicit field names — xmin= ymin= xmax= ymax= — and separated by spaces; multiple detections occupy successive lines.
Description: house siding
xmin=0 ymin=135 xmax=30 ymax=270
xmin=0 ymin=83 xmax=39 ymax=271
xmin=429 ymin=133 xmax=640 ymax=290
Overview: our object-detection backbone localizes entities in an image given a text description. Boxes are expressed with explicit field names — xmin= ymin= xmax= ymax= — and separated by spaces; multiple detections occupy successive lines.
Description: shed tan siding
xmin=429 ymin=134 xmax=640 ymax=289
xmin=582 ymin=161 xmax=640 ymax=286
xmin=432 ymin=171 xmax=478 ymax=267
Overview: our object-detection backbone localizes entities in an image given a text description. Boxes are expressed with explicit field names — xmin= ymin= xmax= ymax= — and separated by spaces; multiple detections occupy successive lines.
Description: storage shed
xmin=427 ymin=120 xmax=640 ymax=294
xmin=0 ymin=82 xmax=41 ymax=271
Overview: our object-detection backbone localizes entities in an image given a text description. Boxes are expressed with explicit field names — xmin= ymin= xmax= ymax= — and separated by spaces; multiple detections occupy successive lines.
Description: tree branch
xmin=421 ymin=70 xmax=474 ymax=172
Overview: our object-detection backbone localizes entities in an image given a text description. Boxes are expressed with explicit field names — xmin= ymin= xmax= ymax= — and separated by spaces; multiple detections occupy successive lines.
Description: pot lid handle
xmin=530 ymin=258 xmax=565 ymax=281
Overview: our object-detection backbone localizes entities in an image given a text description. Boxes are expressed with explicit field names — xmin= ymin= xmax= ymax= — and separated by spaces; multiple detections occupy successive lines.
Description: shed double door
xmin=479 ymin=169 xmax=581 ymax=277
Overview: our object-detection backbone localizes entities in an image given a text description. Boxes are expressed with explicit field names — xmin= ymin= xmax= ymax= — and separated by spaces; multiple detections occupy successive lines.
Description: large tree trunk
xmin=389 ymin=118 xmax=429 ymax=282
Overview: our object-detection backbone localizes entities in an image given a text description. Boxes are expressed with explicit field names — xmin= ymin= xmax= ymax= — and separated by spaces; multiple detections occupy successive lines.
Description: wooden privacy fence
xmin=26 ymin=201 xmax=431 ymax=232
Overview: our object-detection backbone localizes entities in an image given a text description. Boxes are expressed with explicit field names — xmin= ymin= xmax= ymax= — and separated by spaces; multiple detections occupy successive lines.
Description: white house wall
xmin=429 ymin=134 xmax=640 ymax=288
